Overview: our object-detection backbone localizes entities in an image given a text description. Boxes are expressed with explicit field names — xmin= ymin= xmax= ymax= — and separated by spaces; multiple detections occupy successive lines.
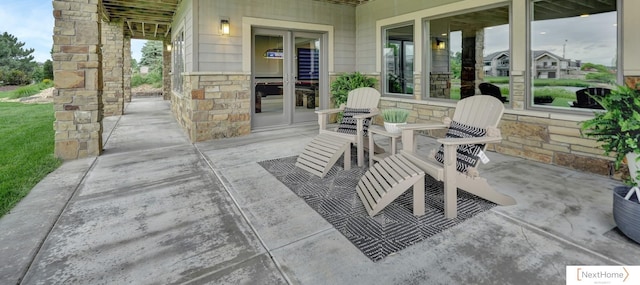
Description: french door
xmin=252 ymin=28 xmax=325 ymax=129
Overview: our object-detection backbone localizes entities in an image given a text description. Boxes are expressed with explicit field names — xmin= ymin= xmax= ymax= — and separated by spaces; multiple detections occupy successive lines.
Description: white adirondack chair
xmin=356 ymin=95 xmax=516 ymax=218
xmin=296 ymin=87 xmax=381 ymax=177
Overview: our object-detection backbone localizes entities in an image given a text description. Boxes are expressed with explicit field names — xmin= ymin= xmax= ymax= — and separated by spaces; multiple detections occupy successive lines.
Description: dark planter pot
xmin=613 ymin=186 xmax=640 ymax=244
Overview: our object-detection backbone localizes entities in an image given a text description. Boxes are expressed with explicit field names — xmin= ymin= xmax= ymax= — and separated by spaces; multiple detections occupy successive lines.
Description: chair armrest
xmin=316 ymin=107 xmax=345 ymax=131
xmin=399 ymin=122 xmax=449 ymax=153
xmin=437 ymin=136 xmax=502 ymax=145
xmin=398 ymin=123 xmax=448 ymax=131
xmin=315 ymin=108 xmax=343 ymax=115
xmin=353 ymin=110 xmax=379 ymax=119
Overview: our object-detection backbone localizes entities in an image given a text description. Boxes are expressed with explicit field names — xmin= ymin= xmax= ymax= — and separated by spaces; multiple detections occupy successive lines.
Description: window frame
xmin=172 ymin=29 xmax=185 ymax=94
xmin=422 ymin=4 xmax=512 ymax=104
xmin=381 ymin=21 xmax=415 ymax=98
xmin=525 ymin=0 xmax=621 ymax=113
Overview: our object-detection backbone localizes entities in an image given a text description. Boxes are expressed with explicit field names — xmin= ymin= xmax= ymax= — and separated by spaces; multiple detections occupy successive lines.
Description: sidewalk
xmin=1 ymin=96 xmax=638 ymax=284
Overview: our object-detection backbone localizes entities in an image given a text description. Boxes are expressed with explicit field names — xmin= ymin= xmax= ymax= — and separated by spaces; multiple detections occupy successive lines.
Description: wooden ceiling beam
xmin=165 ymin=24 xmax=171 ymax=37
xmin=126 ymin=20 xmax=134 ymax=37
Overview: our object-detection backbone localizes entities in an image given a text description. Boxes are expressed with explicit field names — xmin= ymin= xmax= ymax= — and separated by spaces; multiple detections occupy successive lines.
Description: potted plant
xmin=581 ymin=84 xmax=640 ymax=243
xmin=382 ymin=108 xmax=410 ymax=134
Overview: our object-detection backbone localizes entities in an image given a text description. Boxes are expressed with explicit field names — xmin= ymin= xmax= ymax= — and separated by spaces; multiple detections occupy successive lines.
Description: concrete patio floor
xmin=1 ymin=96 xmax=639 ymax=284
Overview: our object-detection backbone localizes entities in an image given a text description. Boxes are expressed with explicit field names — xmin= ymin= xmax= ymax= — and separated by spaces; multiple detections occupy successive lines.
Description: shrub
xmin=485 ymin=77 xmax=509 ymax=84
xmin=585 ymin=72 xmax=615 ymax=83
xmin=330 ymin=72 xmax=377 ymax=108
xmin=40 ymin=79 xmax=53 ymax=88
xmin=3 ymin=70 xmax=30 ymax=85
xmin=10 ymin=85 xmax=40 ymax=99
xmin=131 ymin=70 xmax=163 ymax=88
xmin=533 ymin=87 xmax=575 ymax=99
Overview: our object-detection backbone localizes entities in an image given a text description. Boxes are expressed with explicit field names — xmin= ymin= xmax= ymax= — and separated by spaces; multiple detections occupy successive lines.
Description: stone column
xmin=460 ymin=28 xmax=477 ymax=99
xmin=625 ymin=76 xmax=640 ymax=90
xmin=52 ymin=0 xmax=103 ymax=160
xmin=163 ymin=39 xmax=171 ymax=100
xmin=475 ymin=29 xmax=485 ymax=91
xmin=124 ymin=37 xmax=132 ymax=102
xmin=101 ymin=20 xmax=125 ymax=116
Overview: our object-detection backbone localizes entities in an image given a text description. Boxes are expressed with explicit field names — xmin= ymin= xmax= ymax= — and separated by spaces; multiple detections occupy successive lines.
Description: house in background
xmin=484 ymin=50 xmax=582 ymax=79
xmin=484 ymin=51 xmax=511 ymax=77
xmin=532 ymin=50 xmax=582 ymax=79
xmin=52 ymin=0 xmax=639 ymax=179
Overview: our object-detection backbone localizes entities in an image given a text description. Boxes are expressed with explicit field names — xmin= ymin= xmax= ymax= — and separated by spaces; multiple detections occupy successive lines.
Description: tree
xmin=43 ymin=59 xmax=53 ymax=80
xmin=131 ymin=58 xmax=139 ymax=73
xmin=450 ymin=51 xmax=462 ymax=79
xmin=0 ymin=32 xmax=37 ymax=85
xmin=139 ymin=41 xmax=163 ymax=73
xmin=32 ymin=60 xmax=54 ymax=82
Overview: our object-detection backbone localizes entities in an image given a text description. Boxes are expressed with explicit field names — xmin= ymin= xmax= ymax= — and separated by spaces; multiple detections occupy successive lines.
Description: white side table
xmin=368 ymin=125 xmax=402 ymax=166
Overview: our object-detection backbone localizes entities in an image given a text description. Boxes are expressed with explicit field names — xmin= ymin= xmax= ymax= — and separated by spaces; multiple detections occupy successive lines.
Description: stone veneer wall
xmin=378 ymin=74 xmax=640 ymax=179
xmin=171 ymin=73 xmax=251 ymax=142
xmin=52 ymin=0 xmax=103 ymax=160
xmin=101 ymin=20 xmax=124 ymax=116
xmin=430 ymin=73 xmax=451 ymax=99
xmin=380 ymin=97 xmax=616 ymax=177
xmin=163 ymin=40 xmax=171 ymax=100
xmin=124 ymin=37 xmax=131 ymax=102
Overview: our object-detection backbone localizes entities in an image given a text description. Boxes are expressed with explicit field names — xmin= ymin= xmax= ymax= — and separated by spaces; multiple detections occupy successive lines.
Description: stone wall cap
xmin=381 ymin=97 xmax=595 ymax=122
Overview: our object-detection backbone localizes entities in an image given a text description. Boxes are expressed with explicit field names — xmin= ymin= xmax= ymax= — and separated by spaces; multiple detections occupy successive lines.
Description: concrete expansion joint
xmin=519 ymin=226 xmax=562 ymax=276
xmin=192 ymin=144 xmax=294 ymax=285
xmin=492 ymin=210 xmax=625 ymax=265
xmin=101 ymin=114 xmax=123 ymax=146
xmin=19 ymin=156 xmax=100 ymax=284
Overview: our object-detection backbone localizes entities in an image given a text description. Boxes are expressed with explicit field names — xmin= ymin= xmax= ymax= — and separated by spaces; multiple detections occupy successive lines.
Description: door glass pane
xmin=294 ymin=36 xmax=320 ymax=120
xmin=254 ymin=35 xmax=284 ymax=117
xmin=383 ymin=25 xmax=414 ymax=95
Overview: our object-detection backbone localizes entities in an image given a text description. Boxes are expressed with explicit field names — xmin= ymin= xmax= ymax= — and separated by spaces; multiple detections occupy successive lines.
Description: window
xmin=172 ymin=30 xmax=184 ymax=93
xmin=383 ymin=24 xmax=414 ymax=95
xmin=428 ymin=5 xmax=510 ymax=102
xmin=530 ymin=0 xmax=617 ymax=109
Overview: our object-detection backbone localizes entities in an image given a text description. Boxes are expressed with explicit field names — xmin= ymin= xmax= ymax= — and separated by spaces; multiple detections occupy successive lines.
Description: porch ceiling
xmin=100 ymin=0 xmax=370 ymax=41
xmin=313 ymin=0 xmax=371 ymax=6
xmin=98 ymin=0 xmax=611 ymax=42
xmin=100 ymin=0 xmax=181 ymax=41
xmin=534 ymin=0 xmax=616 ymax=20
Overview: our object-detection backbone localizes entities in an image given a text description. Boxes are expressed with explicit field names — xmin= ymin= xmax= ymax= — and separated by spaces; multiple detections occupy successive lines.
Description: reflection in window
xmin=383 ymin=25 xmax=413 ymax=95
xmin=172 ymin=30 xmax=184 ymax=93
xmin=428 ymin=6 xmax=510 ymax=102
xmin=530 ymin=0 xmax=617 ymax=109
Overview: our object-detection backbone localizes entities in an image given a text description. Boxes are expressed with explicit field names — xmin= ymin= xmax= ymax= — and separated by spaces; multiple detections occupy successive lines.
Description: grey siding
xmin=196 ymin=0 xmax=356 ymax=72
xmin=172 ymin=0 xmax=194 ymax=73
xmin=355 ymin=0 xmax=462 ymax=72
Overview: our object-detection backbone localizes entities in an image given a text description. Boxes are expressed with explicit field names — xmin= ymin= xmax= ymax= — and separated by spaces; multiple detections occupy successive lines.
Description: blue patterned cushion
xmin=336 ymin=107 xmax=371 ymax=136
xmin=434 ymin=121 xmax=487 ymax=173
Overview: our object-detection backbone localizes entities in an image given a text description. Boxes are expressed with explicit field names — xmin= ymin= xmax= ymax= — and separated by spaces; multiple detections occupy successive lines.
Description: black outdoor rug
xmin=258 ymin=155 xmax=497 ymax=262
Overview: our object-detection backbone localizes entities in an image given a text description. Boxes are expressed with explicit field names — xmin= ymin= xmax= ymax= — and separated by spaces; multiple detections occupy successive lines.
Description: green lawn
xmin=0 ymin=98 xmax=61 ymax=217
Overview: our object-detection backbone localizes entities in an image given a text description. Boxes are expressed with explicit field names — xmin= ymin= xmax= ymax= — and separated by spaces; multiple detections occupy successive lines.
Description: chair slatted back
xmin=345 ymin=87 xmax=381 ymax=109
xmin=452 ymin=95 xmax=505 ymax=130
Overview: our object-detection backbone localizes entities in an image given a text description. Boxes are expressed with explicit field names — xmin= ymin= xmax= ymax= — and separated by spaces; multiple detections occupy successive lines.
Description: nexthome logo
xmin=567 ymin=266 xmax=639 ymax=285
xmin=576 ymin=267 xmax=628 ymax=282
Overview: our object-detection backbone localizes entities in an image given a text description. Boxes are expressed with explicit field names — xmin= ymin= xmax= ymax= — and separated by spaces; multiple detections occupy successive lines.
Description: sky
xmin=0 ymin=1 xmax=144 ymax=63
xmin=451 ymin=11 xmax=617 ymax=66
